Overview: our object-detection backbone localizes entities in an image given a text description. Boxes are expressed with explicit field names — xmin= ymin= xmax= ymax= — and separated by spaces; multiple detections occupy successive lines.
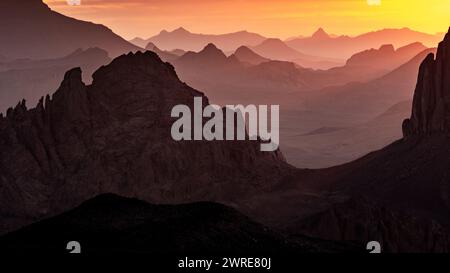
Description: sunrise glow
xmin=43 ymin=0 xmax=449 ymax=39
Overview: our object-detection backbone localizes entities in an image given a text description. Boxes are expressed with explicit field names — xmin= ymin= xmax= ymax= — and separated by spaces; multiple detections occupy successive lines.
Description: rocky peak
xmin=145 ymin=42 xmax=158 ymax=51
xmin=176 ymin=43 xmax=229 ymax=66
xmin=311 ymin=28 xmax=330 ymax=40
xmin=235 ymin=46 xmax=254 ymax=55
xmin=403 ymin=28 xmax=450 ymax=137
xmin=172 ymin=27 xmax=190 ymax=34
xmin=232 ymin=46 xmax=269 ymax=65
xmin=0 ymin=51 xmax=288 ymax=234
xmin=201 ymin=43 xmax=225 ymax=56
xmin=92 ymin=51 xmax=180 ymax=85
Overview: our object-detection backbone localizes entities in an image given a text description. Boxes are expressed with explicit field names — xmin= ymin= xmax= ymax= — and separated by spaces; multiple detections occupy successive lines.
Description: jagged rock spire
xmin=403 ymin=27 xmax=450 ymax=137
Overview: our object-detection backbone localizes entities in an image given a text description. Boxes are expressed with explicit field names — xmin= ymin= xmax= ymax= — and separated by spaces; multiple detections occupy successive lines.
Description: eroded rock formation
xmin=403 ymin=28 xmax=450 ymax=137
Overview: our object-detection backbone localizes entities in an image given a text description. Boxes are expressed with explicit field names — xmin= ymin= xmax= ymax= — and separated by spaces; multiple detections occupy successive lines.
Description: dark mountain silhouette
xmin=287 ymin=27 xmax=443 ymax=60
xmin=0 ymin=48 xmax=111 ymax=113
xmin=251 ymin=38 xmax=343 ymax=69
xmin=145 ymin=42 xmax=179 ymax=62
xmin=231 ymin=46 xmax=270 ymax=65
xmin=403 ymin=33 xmax=450 ymax=137
xmin=136 ymin=27 xmax=266 ymax=52
xmin=0 ymin=50 xmax=287 ymax=235
xmin=0 ymin=194 xmax=360 ymax=254
xmin=0 ymin=0 xmax=140 ymax=59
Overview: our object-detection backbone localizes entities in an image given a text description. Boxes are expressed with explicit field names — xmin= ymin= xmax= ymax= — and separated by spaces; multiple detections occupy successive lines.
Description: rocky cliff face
xmin=0 ymin=51 xmax=288 ymax=234
xmin=403 ymin=28 xmax=450 ymax=137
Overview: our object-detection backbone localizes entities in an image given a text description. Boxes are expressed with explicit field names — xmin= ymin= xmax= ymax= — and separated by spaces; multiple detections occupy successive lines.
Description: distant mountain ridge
xmin=231 ymin=46 xmax=270 ymax=65
xmin=346 ymin=42 xmax=427 ymax=70
xmin=133 ymin=27 xmax=266 ymax=52
xmin=251 ymin=38 xmax=344 ymax=69
xmin=145 ymin=42 xmax=179 ymax=62
xmin=0 ymin=48 xmax=111 ymax=113
xmin=287 ymin=27 xmax=443 ymax=59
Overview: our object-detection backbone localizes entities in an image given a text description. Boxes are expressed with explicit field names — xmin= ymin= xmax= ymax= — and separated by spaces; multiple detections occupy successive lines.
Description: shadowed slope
xmin=0 ymin=0 xmax=140 ymax=59
xmin=0 ymin=194 xmax=360 ymax=254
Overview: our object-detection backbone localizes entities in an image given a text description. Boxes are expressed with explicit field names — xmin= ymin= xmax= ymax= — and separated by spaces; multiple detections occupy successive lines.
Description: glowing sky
xmin=43 ymin=0 xmax=449 ymax=39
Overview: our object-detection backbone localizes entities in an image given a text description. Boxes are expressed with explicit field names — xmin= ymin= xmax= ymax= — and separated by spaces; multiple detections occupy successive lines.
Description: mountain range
xmin=132 ymin=27 xmax=266 ymax=52
xmin=287 ymin=27 xmax=443 ymax=60
xmin=1 ymin=0 xmax=450 ymax=254
xmin=155 ymin=41 xmax=437 ymax=168
xmin=280 ymin=47 xmax=437 ymax=168
xmin=133 ymin=26 xmax=443 ymax=64
xmin=250 ymin=38 xmax=344 ymax=70
xmin=1 ymin=29 xmax=450 ymax=254
xmin=243 ymin=29 xmax=450 ymax=252
xmin=346 ymin=42 xmax=427 ymax=70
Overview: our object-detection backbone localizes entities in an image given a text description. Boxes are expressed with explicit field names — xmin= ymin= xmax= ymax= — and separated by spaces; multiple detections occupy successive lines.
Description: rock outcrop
xmin=403 ymin=28 xmax=450 ymax=137
xmin=0 ymin=51 xmax=288 ymax=234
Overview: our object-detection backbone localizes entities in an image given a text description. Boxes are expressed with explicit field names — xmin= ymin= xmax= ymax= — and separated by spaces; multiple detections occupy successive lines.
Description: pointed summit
xmin=200 ymin=43 xmax=226 ymax=57
xmin=172 ymin=27 xmax=190 ymax=34
xmin=311 ymin=28 xmax=330 ymax=39
xmin=176 ymin=43 xmax=229 ymax=66
xmin=232 ymin=46 xmax=269 ymax=65
xmin=251 ymin=38 xmax=308 ymax=61
xmin=145 ymin=42 xmax=158 ymax=51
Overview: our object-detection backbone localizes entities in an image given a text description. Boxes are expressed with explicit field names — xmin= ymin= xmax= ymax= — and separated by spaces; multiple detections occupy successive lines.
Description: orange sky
xmin=44 ymin=0 xmax=449 ymax=39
